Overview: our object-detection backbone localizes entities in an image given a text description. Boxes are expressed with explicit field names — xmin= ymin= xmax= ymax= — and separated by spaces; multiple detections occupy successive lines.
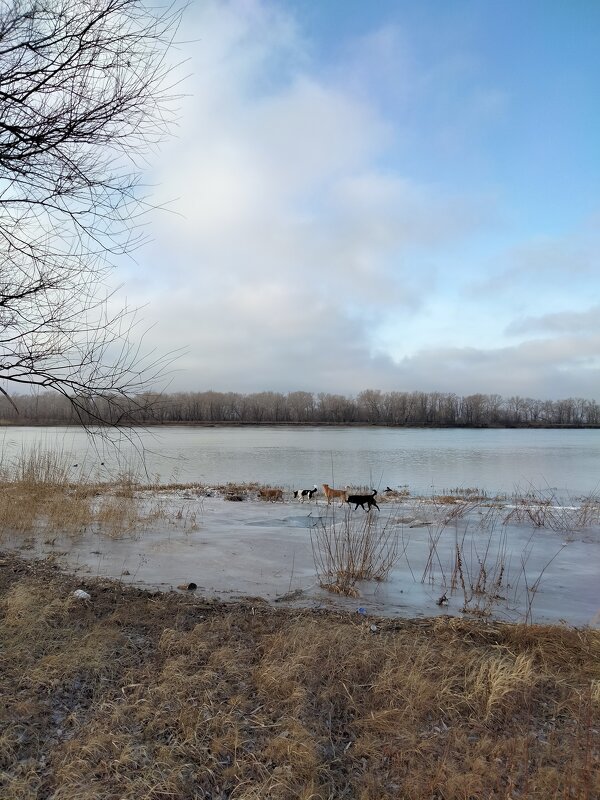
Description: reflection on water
xmin=1 ymin=425 xmax=599 ymax=497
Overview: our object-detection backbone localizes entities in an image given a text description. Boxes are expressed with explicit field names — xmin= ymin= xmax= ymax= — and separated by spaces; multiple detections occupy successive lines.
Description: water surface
xmin=1 ymin=425 xmax=598 ymax=497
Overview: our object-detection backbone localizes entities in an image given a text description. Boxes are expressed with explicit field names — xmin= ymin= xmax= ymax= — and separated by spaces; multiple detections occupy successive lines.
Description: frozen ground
xmin=6 ymin=489 xmax=599 ymax=627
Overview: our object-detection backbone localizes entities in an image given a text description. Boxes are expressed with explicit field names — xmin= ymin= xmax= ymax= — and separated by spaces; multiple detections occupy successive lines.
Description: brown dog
xmin=322 ymin=483 xmax=348 ymax=505
xmin=258 ymin=487 xmax=283 ymax=502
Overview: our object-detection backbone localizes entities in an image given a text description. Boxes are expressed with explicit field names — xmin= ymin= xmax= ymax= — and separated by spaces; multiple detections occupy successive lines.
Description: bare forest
xmin=0 ymin=388 xmax=598 ymax=427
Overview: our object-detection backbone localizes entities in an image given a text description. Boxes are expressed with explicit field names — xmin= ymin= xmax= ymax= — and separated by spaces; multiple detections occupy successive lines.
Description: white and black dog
xmin=293 ymin=484 xmax=318 ymax=502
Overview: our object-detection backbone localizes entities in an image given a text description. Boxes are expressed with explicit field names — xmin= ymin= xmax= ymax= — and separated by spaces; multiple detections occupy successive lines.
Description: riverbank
xmin=2 ymin=419 xmax=600 ymax=428
xmin=1 ymin=551 xmax=598 ymax=800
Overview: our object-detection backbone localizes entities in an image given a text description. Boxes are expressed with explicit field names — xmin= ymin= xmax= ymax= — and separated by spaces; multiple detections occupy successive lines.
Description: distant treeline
xmin=1 ymin=389 xmax=599 ymax=427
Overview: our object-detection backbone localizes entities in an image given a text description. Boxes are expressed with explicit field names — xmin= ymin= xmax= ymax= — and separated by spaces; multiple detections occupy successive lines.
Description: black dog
xmin=346 ymin=489 xmax=379 ymax=511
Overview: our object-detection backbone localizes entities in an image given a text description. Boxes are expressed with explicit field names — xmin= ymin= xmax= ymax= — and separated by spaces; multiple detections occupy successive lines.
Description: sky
xmin=121 ymin=0 xmax=600 ymax=399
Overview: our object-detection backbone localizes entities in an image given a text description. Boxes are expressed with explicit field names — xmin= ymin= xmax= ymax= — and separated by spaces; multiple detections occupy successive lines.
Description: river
xmin=0 ymin=425 xmax=598 ymax=498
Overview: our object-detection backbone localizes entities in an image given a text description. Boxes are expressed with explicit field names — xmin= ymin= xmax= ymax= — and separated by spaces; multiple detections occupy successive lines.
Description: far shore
xmin=2 ymin=419 xmax=600 ymax=429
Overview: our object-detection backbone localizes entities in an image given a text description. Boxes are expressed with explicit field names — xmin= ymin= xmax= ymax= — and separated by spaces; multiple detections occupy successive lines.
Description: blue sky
xmin=124 ymin=0 xmax=600 ymax=399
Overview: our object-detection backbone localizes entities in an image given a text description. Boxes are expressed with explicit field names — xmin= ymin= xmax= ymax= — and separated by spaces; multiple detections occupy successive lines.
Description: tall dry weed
xmin=0 ymin=448 xmax=167 ymax=540
xmin=468 ymin=652 xmax=537 ymax=720
xmin=310 ymin=506 xmax=399 ymax=595
xmin=504 ymin=484 xmax=600 ymax=532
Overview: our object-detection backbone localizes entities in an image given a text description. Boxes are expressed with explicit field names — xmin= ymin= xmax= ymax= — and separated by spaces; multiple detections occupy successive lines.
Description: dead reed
xmin=410 ymin=483 xmax=600 ymax=622
xmin=311 ymin=506 xmax=399 ymax=596
xmin=0 ymin=448 xmax=168 ymax=540
xmin=504 ymin=485 xmax=600 ymax=532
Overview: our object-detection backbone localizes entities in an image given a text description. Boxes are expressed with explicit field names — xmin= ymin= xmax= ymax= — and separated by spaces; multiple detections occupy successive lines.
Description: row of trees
xmin=1 ymin=389 xmax=599 ymax=427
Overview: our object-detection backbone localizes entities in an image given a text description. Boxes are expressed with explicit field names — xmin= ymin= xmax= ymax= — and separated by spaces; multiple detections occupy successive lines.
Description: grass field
xmin=1 ymin=552 xmax=598 ymax=800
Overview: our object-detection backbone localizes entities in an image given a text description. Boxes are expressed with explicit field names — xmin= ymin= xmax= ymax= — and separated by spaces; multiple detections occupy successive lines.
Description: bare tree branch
xmin=0 ymin=0 xmax=185 ymax=425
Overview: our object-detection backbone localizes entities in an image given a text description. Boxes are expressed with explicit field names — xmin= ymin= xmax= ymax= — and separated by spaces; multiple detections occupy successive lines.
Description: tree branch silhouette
xmin=0 ymin=0 xmax=185 ymax=425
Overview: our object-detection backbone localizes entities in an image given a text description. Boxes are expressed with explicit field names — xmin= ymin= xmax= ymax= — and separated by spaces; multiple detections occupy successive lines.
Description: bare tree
xmin=287 ymin=390 xmax=315 ymax=423
xmin=0 ymin=0 xmax=183 ymax=424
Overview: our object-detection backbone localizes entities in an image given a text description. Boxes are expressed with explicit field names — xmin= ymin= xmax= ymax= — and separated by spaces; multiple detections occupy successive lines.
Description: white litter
xmin=72 ymin=589 xmax=91 ymax=601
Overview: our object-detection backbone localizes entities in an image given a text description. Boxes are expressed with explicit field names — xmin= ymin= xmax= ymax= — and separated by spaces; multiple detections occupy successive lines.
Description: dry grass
xmin=311 ymin=506 xmax=399 ymax=595
xmin=0 ymin=460 xmax=596 ymax=795
xmin=0 ymin=449 xmax=168 ymax=540
xmin=504 ymin=485 xmax=600 ymax=532
xmin=0 ymin=553 xmax=598 ymax=800
xmin=410 ymin=485 xmax=600 ymax=621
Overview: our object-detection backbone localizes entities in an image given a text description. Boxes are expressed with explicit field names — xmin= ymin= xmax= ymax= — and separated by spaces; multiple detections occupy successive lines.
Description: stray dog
xmin=346 ymin=489 xmax=379 ymax=511
xmin=322 ymin=483 xmax=348 ymax=505
xmin=293 ymin=484 xmax=318 ymax=501
xmin=258 ymin=487 xmax=283 ymax=502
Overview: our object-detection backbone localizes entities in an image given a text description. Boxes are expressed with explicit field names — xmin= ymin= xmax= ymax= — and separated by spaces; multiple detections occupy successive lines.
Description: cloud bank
xmin=121 ymin=0 xmax=599 ymax=400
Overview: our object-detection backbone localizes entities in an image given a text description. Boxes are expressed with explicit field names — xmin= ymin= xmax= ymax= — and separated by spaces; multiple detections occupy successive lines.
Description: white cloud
xmin=129 ymin=0 xmax=486 ymax=392
xmin=506 ymin=305 xmax=600 ymax=336
xmin=389 ymin=336 xmax=600 ymax=399
xmin=113 ymin=0 xmax=600 ymax=401
xmin=468 ymin=222 xmax=600 ymax=298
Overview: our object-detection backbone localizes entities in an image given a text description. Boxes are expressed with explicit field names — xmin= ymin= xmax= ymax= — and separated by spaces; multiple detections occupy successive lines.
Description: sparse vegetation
xmin=0 ymin=468 xmax=598 ymax=797
xmin=1 ymin=460 xmax=597 ymax=626
xmin=504 ymin=485 xmax=600 ymax=532
xmin=377 ymin=484 xmax=600 ymax=622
